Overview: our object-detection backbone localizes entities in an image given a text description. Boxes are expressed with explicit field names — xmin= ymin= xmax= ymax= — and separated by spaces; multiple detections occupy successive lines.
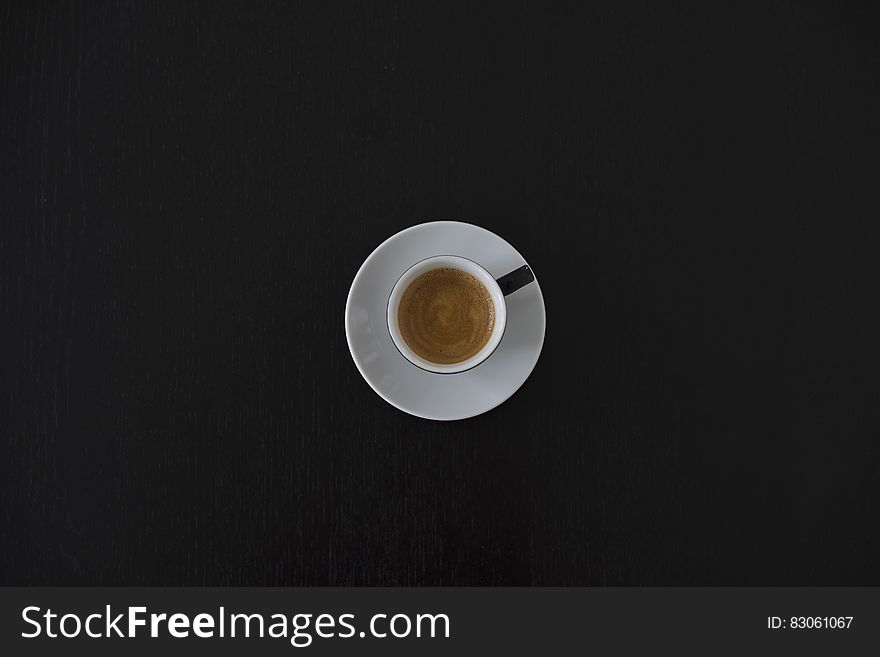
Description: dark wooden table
xmin=3 ymin=1 xmax=879 ymax=585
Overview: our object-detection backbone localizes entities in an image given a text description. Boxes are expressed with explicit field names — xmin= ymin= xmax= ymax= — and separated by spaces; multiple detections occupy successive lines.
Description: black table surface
xmin=3 ymin=1 xmax=880 ymax=586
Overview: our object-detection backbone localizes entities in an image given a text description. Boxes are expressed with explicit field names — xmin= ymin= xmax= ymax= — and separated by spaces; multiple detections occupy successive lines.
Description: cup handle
xmin=496 ymin=265 xmax=535 ymax=296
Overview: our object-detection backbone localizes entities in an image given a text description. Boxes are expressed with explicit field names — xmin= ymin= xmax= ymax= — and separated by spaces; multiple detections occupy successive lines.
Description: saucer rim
xmin=344 ymin=220 xmax=546 ymax=421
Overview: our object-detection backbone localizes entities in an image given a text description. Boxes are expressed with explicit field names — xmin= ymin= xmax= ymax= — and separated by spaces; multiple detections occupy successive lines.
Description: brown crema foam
xmin=397 ymin=267 xmax=496 ymax=365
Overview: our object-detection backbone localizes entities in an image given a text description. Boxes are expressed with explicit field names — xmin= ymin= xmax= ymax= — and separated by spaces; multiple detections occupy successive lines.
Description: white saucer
xmin=345 ymin=221 xmax=546 ymax=420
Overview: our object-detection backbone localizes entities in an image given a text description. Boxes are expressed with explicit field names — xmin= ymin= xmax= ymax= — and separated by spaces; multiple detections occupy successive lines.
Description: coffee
xmin=397 ymin=267 xmax=496 ymax=365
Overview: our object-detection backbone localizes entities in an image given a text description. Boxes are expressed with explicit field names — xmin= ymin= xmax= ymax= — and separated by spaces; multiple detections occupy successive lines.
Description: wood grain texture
xmin=2 ymin=1 xmax=880 ymax=585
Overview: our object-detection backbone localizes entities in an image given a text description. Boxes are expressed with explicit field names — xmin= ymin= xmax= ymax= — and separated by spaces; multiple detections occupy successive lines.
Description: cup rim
xmin=386 ymin=255 xmax=508 ymax=375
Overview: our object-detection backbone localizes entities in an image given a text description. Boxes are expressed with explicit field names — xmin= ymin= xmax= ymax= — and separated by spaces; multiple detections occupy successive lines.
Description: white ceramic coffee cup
xmin=387 ymin=255 xmax=533 ymax=374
